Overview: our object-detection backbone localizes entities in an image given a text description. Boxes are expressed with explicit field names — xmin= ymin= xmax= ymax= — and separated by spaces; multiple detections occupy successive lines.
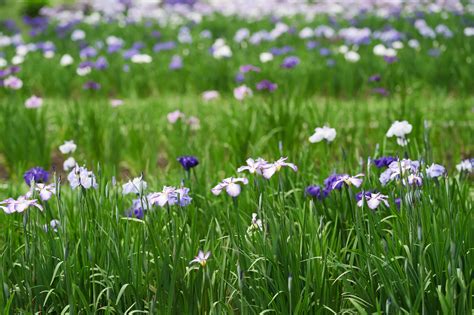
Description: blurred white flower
xmin=456 ymin=159 xmax=473 ymax=173
xmin=202 ymin=90 xmax=219 ymax=101
xmin=345 ymin=51 xmax=360 ymax=62
xmin=386 ymin=120 xmax=412 ymax=146
xmin=212 ymin=39 xmax=232 ymax=59
xmin=259 ymin=52 xmax=274 ymax=63
xmin=59 ymin=140 xmax=77 ymax=154
xmin=309 ymin=126 xmax=336 ymax=143
xmin=60 ymin=54 xmax=74 ymax=66
xmin=131 ymin=54 xmax=152 ymax=64
xmin=71 ymin=29 xmax=86 ymax=41
xmin=63 ymin=157 xmax=76 ymax=171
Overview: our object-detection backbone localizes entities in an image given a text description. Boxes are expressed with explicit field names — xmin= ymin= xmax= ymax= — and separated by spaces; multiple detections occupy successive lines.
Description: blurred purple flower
xmin=256 ymin=80 xmax=277 ymax=92
xmin=83 ymin=81 xmax=101 ymax=90
xmin=169 ymin=55 xmax=183 ymax=70
xmin=281 ymin=56 xmax=300 ymax=69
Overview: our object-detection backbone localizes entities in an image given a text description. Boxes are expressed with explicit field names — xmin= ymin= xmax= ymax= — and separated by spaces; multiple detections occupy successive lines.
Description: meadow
xmin=0 ymin=1 xmax=473 ymax=313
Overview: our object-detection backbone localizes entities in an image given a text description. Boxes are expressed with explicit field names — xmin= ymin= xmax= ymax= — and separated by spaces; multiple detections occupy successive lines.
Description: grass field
xmin=0 ymin=1 xmax=473 ymax=313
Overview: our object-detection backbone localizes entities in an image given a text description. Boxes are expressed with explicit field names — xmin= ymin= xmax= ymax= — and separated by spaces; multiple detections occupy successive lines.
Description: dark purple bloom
xmin=395 ymin=198 xmax=401 ymax=209
xmin=83 ymin=81 xmax=101 ymax=90
xmin=177 ymin=156 xmax=199 ymax=171
xmin=355 ymin=191 xmax=371 ymax=202
xmin=324 ymin=174 xmax=345 ymax=192
xmin=305 ymin=185 xmax=328 ymax=200
xmin=151 ymin=30 xmax=161 ymax=38
xmin=24 ymin=167 xmax=49 ymax=186
xmin=368 ymin=74 xmax=381 ymax=82
xmin=374 ymin=156 xmax=396 ymax=168
xmin=281 ymin=56 xmax=300 ymax=69
xmin=256 ymin=80 xmax=277 ymax=92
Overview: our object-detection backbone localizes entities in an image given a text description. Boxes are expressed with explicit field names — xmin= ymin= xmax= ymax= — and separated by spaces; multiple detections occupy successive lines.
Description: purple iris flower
xmin=169 ymin=55 xmax=183 ymax=70
xmin=324 ymin=174 xmax=344 ymax=192
xmin=281 ymin=56 xmax=300 ymax=69
xmin=384 ymin=56 xmax=398 ymax=64
xmin=326 ymin=59 xmax=336 ymax=67
xmin=123 ymin=48 xmax=139 ymax=59
xmin=355 ymin=191 xmax=371 ymax=202
xmin=395 ymin=198 xmax=401 ymax=209
xmin=270 ymin=46 xmax=294 ymax=56
xmin=24 ymin=167 xmax=49 ymax=186
xmin=256 ymin=80 xmax=277 ymax=92
xmin=319 ymin=48 xmax=331 ymax=56
xmin=108 ymin=43 xmax=122 ymax=54
xmin=95 ymin=56 xmax=108 ymax=70
xmin=151 ymin=30 xmax=161 ymax=38
xmin=305 ymin=185 xmax=328 ymax=200
xmin=235 ymin=72 xmax=245 ymax=83
xmin=177 ymin=156 xmax=199 ymax=171
xmin=306 ymin=41 xmax=319 ymax=50
xmin=153 ymin=41 xmax=176 ymax=52
xmin=83 ymin=81 xmax=101 ymax=90
xmin=368 ymin=74 xmax=381 ymax=82
xmin=374 ymin=156 xmax=396 ymax=168
xmin=80 ymin=46 xmax=97 ymax=59
xmin=239 ymin=64 xmax=260 ymax=73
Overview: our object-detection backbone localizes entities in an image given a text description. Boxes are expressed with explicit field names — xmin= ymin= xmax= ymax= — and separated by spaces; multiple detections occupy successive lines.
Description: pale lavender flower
xmin=25 ymin=95 xmax=43 ymax=108
xmin=261 ymin=157 xmax=297 ymax=179
xmin=202 ymin=90 xmax=219 ymax=101
xmin=27 ymin=183 xmax=56 ymax=201
xmin=110 ymin=99 xmax=124 ymax=107
xmin=332 ymin=174 xmax=364 ymax=189
xmin=3 ymin=75 xmax=23 ymax=89
xmin=357 ymin=192 xmax=389 ymax=209
xmin=237 ymin=158 xmax=268 ymax=175
xmin=190 ymin=250 xmax=210 ymax=267
xmin=456 ymin=159 xmax=473 ymax=173
xmin=426 ymin=163 xmax=446 ymax=178
xmin=0 ymin=196 xmax=43 ymax=214
xmin=67 ymin=164 xmax=98 ymax=189
xmin=63 ymin=157 xmax=76 ymax=171
xmin=233 ymin=85 xmax=252 ymax=101
xmin=386 ymin=120 xmax=412 ymax=146
xmin=148 ymin=186 xmax=178 ymax=207
xmin=59 ymin=140 xmax=77 ymax=154
xmin=167 ymin=110 xmax=185 ymax=123
xmin=211 ymin=177 xmax=248 ymax=197
xmin=169 ymin=55 xmax=183 ymax=70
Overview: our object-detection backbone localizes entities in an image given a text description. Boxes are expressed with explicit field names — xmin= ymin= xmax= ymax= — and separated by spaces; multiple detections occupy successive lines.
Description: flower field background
xmin=0 ymin=0 xmax=473 ymax=313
